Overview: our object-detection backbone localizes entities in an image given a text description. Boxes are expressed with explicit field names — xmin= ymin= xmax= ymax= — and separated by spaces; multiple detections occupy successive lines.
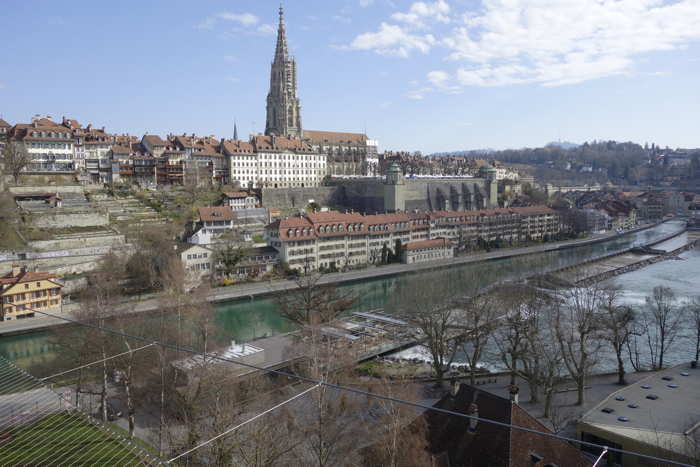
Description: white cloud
xmin=256 ymin=24 xmax=275 ymax=35
xmin=349 ymin=0 xmax=700 ymax=91
xmin=350 ymin=23 xmax=436 ymax=57
xmin=442 ymin=0 xmax=700 ymax=87
xmin=218 ymin=12 xmax=259 ymax=26
xmin=359 ymin=0 xmax=375 ymax=7
xmin=391 ymin=0 xmax=450 ymax=28
xmin=406 ymin=87 xmax=432 ymax=99
xmin=427 ymin=70 xmax=450 ymax=87
xmin=197 ymin=11 xmax=259 ymax=30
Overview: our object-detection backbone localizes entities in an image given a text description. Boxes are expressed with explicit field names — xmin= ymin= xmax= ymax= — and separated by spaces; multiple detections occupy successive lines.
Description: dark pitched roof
xmin=423 ymin=384 xmax=591 ymax=467
xmin=142 ymin=134 xmax=166 ymax=147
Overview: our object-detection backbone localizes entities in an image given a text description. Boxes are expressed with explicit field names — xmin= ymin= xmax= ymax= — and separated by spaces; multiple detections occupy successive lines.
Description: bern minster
xmin=265 ymin=7 xmax=379 ymax=177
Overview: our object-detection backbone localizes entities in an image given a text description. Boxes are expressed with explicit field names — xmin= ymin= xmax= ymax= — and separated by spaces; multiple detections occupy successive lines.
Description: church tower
xmin=265 ymin=6 xmax=302 ymax=138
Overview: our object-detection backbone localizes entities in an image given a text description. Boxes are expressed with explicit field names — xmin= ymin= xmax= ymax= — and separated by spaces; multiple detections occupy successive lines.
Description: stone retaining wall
xmin=9 ymin=185 xmax=84 ymax=195
xmin=30 ymin=212 xmax=109 ymax=229
xmin=28 ymin=234 xmax=125 ymax=252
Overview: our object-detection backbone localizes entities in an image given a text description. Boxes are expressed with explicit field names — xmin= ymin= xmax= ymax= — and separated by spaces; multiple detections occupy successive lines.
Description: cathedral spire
xmin=265 ymin=5 xmax=302 ymax=138
xmin=233 ymin=120 xmax=238 ymax=140
xmin=275 ymin=4 xmax=289 ymax=63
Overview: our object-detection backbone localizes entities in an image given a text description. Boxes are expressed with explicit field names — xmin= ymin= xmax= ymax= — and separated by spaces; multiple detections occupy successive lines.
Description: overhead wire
xmin=0 ymin=356 xmax=160 ymax=466
xmin=40 ymin=342 xmax=155 ymax=381
xmin=18 ymin=306 xmax=696 ymax=467
xmin=167 ymin=383 xmax=321 ymax=463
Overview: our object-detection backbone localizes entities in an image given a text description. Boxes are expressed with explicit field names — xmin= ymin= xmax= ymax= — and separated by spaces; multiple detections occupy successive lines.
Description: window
xmin=25 ymin=284 xmax=29 ymax=289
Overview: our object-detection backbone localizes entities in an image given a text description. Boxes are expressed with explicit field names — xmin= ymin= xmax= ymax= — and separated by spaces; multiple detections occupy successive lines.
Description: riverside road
xmin=0 ymin=220 xmax=686 ymax=336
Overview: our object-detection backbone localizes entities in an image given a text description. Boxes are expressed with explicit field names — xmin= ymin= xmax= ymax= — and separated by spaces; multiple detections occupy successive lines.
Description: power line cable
xmin=40 ymin=343 xmax=155 ymax=381
xmin=167 ymin=383 xmax=320 ymax=463
xmin=20 ymin=306 xmax=696 ymax=467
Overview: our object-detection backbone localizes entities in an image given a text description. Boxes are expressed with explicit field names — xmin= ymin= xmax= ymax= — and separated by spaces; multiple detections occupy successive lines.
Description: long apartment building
xmin=266 ymin=206 xmax=560 ymax=271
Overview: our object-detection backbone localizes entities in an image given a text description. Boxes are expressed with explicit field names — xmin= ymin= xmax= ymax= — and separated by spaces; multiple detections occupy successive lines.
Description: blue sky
xmin=1 ymin=0 xmax=699 ymax=153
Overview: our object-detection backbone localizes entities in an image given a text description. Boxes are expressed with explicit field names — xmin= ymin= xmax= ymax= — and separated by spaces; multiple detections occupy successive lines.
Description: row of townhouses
xmin=3 ymin=115 xmax=380 ymax=188
xmin=265 ymin=206 xmax=560 ymax=271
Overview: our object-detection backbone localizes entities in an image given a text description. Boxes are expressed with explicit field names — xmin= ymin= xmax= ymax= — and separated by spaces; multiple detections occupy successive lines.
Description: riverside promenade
xmin=0 ymin=221 xmax=682 ymax=336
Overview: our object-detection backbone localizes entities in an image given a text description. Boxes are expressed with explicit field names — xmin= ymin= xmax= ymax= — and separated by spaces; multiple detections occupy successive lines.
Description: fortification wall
xmin=261 ymin=177 xmax=491 ymax=214
xmin=404 ymin=179 xmax=488 ymax=212
xmin=261 ymin=187 xmax=336 ymax=210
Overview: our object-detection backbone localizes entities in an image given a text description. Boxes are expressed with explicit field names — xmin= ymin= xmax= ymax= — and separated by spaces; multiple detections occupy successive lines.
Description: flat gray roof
xmin=580 ymin=363 xmax=700 ymax=435
xmin=352 ymin=311 xmax=407 ymax=326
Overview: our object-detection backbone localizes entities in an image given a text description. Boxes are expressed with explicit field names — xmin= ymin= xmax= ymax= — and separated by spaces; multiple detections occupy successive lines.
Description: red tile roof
xmin=198 ymin=206 xmax=235 ymax=222
xmin=0 ymin=119 xmax=10 ymax=128
xmin=222 ymin=140 xmax=255 ymax=154
xmin=304 ymin=130 xmax=367 ymax=146
xmin=251 ymin=135 xmax=313 ymax=152
xmin=267 ymin=206 xmax=557 ymax=242
xmin=0 ymin=270 xmax=59 ymax=286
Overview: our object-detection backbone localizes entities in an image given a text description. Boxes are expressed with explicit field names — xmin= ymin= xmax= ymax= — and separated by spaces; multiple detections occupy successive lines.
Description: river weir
xmin=0 ymin=221 xmax=690 ymax=369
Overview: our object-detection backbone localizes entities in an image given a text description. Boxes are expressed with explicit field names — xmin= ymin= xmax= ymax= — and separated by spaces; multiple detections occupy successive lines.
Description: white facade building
xmin=19 ymin=120 xmax=75 ymax=171
xmin=225 ymin=135 xmax=326 ymax=189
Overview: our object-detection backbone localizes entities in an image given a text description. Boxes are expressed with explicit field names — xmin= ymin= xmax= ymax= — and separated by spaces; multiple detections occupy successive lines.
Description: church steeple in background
xmin=233 ymin=120 xmax=238 ymax=140
xmin=265 ymin=5 xmax=302 ymax=138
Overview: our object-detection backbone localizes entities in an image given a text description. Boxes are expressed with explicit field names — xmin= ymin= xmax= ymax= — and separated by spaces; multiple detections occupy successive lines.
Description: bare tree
xmin=598 ymin=285 xmax=636 ymax=385
xmin=493 ymin=286 xmax=538 ymax=386
xmin=395 ymin=272 xmax=466 ymax=382
xmin=288 ymin=322 xmax=366 ymax=466
xmin=532 ymin=316 xmax=566 ymax=418
xmin=687 ymin=296 xmax=700 ymax=363
xmin=361 ymin=379 xmax=432 ymax=467
xmin=458 ymin=293 xmax=498 ymax=385
xmin=1 ymin=141 xmax=31 ymax=183
xmin=554 ymin=284 xmax=604 ymax=406
xmin=124 ymin=223 xmax=178 ymax=294
xmin=275 ymin=271 xmax=355 ymax=328
xmin=77 ymin=252 xmax=131 ymax=422
xmin=644 ymin=286 xmax=685 ymax=370
xmin=517 ymin=304 xmax=565 ymax=417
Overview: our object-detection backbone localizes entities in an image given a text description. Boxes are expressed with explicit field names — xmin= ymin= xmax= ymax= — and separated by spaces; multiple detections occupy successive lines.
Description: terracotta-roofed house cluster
xmin=265 ymin=206 xmax=560 ymax=271
xmin=2 ymin=114 xmax=329 ymax=187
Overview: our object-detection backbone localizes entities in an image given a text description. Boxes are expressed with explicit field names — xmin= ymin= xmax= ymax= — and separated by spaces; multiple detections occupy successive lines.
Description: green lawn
xmin=0 ymin=412 xmax=154 ymax=466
